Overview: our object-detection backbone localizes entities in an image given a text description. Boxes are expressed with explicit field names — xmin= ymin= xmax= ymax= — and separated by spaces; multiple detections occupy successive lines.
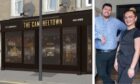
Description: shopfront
xmin=1 ymin=10 xmax=92 ymax=73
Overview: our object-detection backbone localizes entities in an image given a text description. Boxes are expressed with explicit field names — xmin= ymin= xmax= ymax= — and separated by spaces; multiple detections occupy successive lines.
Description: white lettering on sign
xmin=72 ymin=18 xmax=84 ymax=22
xmin=5 ymin=25 xmax=17 ymax=29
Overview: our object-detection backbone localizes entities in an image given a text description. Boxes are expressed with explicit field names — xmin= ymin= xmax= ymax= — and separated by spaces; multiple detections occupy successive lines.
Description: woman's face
xmin=124 ymin=11 xmax=137 ymax=27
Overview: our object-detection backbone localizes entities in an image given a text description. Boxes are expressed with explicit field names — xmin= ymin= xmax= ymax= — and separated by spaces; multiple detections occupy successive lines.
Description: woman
xmin=114 ymin=8 xmax=140 ymax=84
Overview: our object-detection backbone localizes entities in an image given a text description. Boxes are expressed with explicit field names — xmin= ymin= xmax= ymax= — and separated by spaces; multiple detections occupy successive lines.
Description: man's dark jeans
xmin=96 ymin=50 xmax=116 ymax=84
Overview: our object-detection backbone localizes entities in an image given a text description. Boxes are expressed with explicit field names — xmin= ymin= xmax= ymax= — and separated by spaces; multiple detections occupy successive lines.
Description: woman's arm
xmin=114 ymin=45 xmax=120 ymax=72
xmin=130 ymin=37 xmax=140 ymax=69
xmin=128 ymin=37 xmax=140 ymax=78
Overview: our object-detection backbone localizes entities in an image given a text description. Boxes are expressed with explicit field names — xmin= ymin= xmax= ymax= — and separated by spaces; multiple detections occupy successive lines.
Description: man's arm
xmin=117 ymin=19 xmax=127 ymax=31
xmin=95 ymin=30 xmax=106 ymax=44
xmin=95 ymin=29 xmax=102 ymax=39
xmin=116 ymin=20 xmax=127 ymax=41
xmin=95 ymin=16 xmax=106 ymax=44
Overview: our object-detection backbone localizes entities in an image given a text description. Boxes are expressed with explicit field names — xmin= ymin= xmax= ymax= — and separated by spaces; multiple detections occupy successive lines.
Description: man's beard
xmin=104 ymin=15 xmax=110 ymax=19
xmin=102 ymin=12 xmax=111 ymax=19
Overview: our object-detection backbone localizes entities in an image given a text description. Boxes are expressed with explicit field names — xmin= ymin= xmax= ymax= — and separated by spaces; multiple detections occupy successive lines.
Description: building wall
xmin=0 ymin=0 xmax=92 ymax=21
xmin=3 ymin=0 xmax=139 ymax=21
xmin=32 ymin=0 xmax=39 ymax=16
xmin=0 ymin=0 xmax=11 ymax=67
xmin=0 ymin=33 xmax=1 ymax=68
xmin=0 ymin=0 xmax=91 ymax=68
xmin=95 ymin=0 xmax=140 ymax=16
xmin=0 ymin=0 xmax=11 ymax=20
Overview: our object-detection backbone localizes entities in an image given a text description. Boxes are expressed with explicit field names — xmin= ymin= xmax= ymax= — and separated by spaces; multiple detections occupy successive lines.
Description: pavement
xmin=95 ymin=69 xmax=140 ymax=84
xmin=0 ymin=69 xmax=92 ymax=84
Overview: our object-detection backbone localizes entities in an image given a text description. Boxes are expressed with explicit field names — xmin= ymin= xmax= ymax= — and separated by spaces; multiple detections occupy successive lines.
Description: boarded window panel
xmin=62 ymin=27 xmax=77 ymax=65
xmin=24 ymin=31 xmax=35 ymax=64
xmin=87 ymin=26 xmax=92 ymax=72
xmin=42 ymin=28 xmax=60 ymax=65
xmin=5 ymin=31 xmax=22 ymax=63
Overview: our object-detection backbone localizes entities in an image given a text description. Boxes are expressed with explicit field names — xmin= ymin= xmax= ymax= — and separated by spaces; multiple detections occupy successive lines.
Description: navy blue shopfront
xmin=0 ymin=10 xmax=92 ymax=74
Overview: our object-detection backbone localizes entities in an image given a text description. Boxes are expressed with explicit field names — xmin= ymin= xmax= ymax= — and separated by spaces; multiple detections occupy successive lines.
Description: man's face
xmin=102 ymin=6 xmax=112 ymax=18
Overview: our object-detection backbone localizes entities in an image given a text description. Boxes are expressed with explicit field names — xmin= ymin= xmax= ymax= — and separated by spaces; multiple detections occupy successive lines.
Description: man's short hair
xmin=102 ymin=3 xmax=112 ymax=9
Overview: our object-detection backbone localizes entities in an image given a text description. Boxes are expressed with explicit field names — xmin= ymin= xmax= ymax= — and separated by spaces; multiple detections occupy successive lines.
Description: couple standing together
xmin=95 ymin=3 xmax=140 ymax=84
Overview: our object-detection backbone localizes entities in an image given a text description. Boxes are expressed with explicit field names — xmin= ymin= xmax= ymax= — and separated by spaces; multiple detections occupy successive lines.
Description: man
xmin=95 ymin=3 xmax=126 ymax=84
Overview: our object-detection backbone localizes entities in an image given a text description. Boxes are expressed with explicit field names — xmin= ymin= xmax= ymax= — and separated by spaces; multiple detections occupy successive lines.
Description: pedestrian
xmin=114 ymin=8 xmax=140 ymax=84
xmin=95 ymin=3 xmax=126 ymax=84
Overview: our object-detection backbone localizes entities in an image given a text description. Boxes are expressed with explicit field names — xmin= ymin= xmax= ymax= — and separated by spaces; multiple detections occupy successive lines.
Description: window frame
xmin=11 ymin=0 xmax=23 ymax=16
xmin=76 ymin=0 xmax=82 ymax=9
xmin=43 ymin=0 xmax=59 ymax=13
xmin=86 ymin=0 xmax=92 ymax=7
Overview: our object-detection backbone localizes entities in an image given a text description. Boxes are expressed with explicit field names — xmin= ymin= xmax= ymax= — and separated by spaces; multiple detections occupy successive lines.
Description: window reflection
xmin=5 ymin=32 xmax=22 ymax=63
xmin=89 ymin=0 xmax=92 ymax=4
xmin=24 ymin=31 xmax=35 ymax=64
xmin=50 ymin=0 xmax=57 ymax=10
xmin=63 ymin=27 xmax=77 ymax=65
xmin=87 ymin=26 xmax=92 ymax=71
xmin=42 ymin=28 xmax=60 ymax=64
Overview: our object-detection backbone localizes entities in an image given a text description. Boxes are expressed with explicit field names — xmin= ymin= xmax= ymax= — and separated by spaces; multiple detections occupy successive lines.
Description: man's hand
xmin=101 ymin=35 xmax=106 ymax=44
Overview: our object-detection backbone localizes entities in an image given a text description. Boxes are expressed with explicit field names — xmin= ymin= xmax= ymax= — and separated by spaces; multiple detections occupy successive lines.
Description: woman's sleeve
xmin=134 ymin=29 xmax=140 ymax=39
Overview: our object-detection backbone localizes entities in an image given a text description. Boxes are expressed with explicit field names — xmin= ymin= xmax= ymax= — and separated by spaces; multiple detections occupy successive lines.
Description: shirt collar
xmin=100 ymin=15 xmax=112 ymax=22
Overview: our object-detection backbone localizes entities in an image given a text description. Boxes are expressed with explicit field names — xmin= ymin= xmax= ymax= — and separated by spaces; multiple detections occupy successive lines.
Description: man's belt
xmin=96 ymin=49 xmax=116 ymax=53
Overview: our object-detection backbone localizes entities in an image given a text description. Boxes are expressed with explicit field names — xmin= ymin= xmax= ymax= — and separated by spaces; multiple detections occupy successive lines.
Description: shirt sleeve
xmin=95 ymin=17 xmax=102 ymax=40
xmin=115 ymin=19 xmax=127 ymax=42
xmin=116 ymin=19 xmax=127 ymax=31
xmin=95 ymin=29 xmax=102 ymax=40
xmin=134 ymin=29 xmax=140 ymax=39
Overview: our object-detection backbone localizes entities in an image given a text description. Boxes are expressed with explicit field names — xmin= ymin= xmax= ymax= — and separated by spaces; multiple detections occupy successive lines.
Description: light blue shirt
xmin=95 ymin=15 xmax=126 ymax=50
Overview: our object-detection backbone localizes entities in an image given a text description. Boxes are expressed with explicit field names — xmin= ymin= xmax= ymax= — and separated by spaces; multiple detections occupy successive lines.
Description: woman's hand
xmin=128 ymin=68 xmax=135 ymax=78
xmin=114 ymin=59 xmax=118 ymax=72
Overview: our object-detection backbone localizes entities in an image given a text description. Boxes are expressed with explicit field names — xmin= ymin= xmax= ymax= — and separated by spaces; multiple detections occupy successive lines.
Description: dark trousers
xmin=96 ymin=50 xmax=116 ymax=84
xmin=118 ymin=63 xmax=139 ymax=84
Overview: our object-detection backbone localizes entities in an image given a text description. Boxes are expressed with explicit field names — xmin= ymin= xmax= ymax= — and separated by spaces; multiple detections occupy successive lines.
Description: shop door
xmin=23 ymin=30 xmax=35 ymax=64
xmin=42 ymin=27 xmax=79 ymax=71
xmin=42 ymin=28 xmax=60 ymax=65
xmin=62 ymin=27 xmax=78 ymax=66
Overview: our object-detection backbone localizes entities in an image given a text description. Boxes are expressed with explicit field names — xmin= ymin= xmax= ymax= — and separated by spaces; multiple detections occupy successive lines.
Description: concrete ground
xmin=0 ymin=70 xmax=92 ymax=84
xmin=95 ymin=69 xmax=140 ymax=84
